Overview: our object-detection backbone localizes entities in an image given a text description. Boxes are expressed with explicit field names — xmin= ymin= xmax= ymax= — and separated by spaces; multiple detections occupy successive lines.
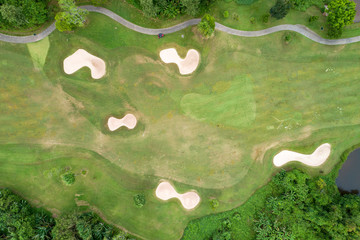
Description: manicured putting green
xmin=180 ymin=75 xmax=255 ymax=128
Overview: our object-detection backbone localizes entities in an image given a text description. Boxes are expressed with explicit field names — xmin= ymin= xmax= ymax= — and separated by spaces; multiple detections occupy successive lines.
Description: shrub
xmin=284 ymin=33 xmax=292 ymax=42
xmin=235 ymin=0 xmax=256 ymax=5
xmin=308 ymin=15 xmax=319 ymax=23
xmin=209 ymin=199 xmax=219 ymax=209
xmin=133 ymin=194 xmax=146 ymax=208
xmin=232 ymin=13 xmax=240 ymax=21
xmin=61 ymin=172 xmax=75 ymax=186
xmin=250 ymin=16 xmax=255 ymax=24
xmin=197 ymin=14 xmax=215 ymax=37
xmin=270 ymin=0 xmax=291 ymax=19
xmin=326 ymin=0 xmax=356 ymax=38
xmin=262 ymin=13 xmax=270 ymax=23
xmin=223 ymin=10 xmax=229 ymax=18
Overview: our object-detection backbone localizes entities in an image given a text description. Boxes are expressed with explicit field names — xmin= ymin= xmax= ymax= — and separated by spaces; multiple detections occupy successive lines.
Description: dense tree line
xmin=254 ymin=170 xmax=360 ymax=239
xmin=183 ymin=168 xmax=360 ymax=239
xmin=0 ymin=0 xmax=50 ymax=30
xmin=0 ymin=189 xmax=136 ymax=240
xmin=139 ymin=0 xmax=215 ymax=18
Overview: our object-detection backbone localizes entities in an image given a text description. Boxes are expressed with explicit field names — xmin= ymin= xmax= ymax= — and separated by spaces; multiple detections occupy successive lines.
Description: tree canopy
xmin=197 ymin=13 xmax=215 ymax=37
xmin=0 ymin=0 xmax=49 ymax=29
xmin=55 ymin=0 xmax=88 ymax=32
xmin=326 ymin=0 xmax=356 ymax=38
xmin=270 ymin=0 xmax=291 ymax=19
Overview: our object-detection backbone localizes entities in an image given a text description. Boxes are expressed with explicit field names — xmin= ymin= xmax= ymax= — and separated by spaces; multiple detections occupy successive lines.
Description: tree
xmin=0 ymin=4 xmax=23 ymax=26
xmin=197 ymin=14 xmax=215 ymax=37
xmin=139 ymin=0 xmax=157 ymax=17
xmin=326 ymin=0 xmax=356 ymax=38
xmin=55 ymin=0 xmax=88 ymax=32
xmin=133 ymin=194 xmax=146 ymax=208
xmin=180 ymin=0 xmax=200 ymax=16
xmin=61 ymin=172 xmax=75 ymax=185
xmin=270 ymin=0 xmax=291 ymax=20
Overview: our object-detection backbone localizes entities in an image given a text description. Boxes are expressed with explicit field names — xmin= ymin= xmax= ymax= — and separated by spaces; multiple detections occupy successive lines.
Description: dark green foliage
xmin=183 ymin=169 xmax=360 ymax=240
xmin=326 ymin=0 xmax=356 ymax=38
xmin=255 ymin=170 xmax=360 ymax=239
xmin=289 ymin=0 xmax=324 ymax=11
xmin=139 ymin=0 xmax=214 ymax=18
xmin=308 ymin=15 xmax=319 ymax=23
xmin=0 ymin=189 xmax=55 ymax=239
xmin=61 ymin=172 xmax=75 ymax=186
xmin=133 ymin=194 xmax=146 ymax=208
xmin=250 ymin=16 xmax=255 ymax=24
xmin=234 ymin=0 xmax=256 ymax=5
xmin=55 ymin=0 xmax=89 ymax=32
xmin=0 ymin=0 xmax=49 ymax=30
xmin=197 ymin=13 xmax=215 ymax=37
xmin=270 ymin=0 xmax=291 ymax=20
xmin=209 ymin=199 xmax=219 ymax=209
xmin=262 ymin=13 xmax=270 ymax=23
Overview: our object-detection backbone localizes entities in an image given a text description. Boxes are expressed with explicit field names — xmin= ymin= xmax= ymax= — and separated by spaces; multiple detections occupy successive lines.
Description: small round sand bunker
xmin=273 ymin=143 xmax=331 ymax=167
xmin=159 ymin=48 xmax=200 ymax=75
xmin=107 ymin=114 xmax=137 ymax=131
xmin=155 ymin=181 xmax=200 ymax=210
xmin=63 ymin=49 xmax=106 ymax=79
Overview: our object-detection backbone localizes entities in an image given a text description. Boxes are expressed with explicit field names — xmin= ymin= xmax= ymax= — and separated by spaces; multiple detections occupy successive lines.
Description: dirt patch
xmin=252 ymin=126 xmax=312 ymax=163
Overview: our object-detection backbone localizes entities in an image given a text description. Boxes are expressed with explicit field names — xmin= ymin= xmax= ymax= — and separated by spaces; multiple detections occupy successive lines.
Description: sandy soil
xmin=159 ymin=48 xmax=200 ymax=75
xmin=107 ymin=114 xmax=137 ymax=131
xmin=155 ymin=181 xmax=200 ymax=210
xmin=63 ymin=49 xmax=106 ymax=79
xmin=273 ymin=143 xmax=331 ymax=167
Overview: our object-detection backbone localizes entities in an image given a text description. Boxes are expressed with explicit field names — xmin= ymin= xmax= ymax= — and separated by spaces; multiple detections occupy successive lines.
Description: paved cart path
xmin=1 ymin=5 xmax=359 ymax=45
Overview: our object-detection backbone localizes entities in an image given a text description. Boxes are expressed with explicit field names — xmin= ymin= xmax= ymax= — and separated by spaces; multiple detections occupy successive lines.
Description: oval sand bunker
xmin=159 ymin=48 xmax=200 ymax=75
xmin=63 ymin=49 xmax=106 ymax=79
xmin=273 ymin=143 xmax=331 ymax=167
xmin=107 ymin=114 xmax=137 ymax=131
xmin=155 ymin=181 xmax=200 ymax=210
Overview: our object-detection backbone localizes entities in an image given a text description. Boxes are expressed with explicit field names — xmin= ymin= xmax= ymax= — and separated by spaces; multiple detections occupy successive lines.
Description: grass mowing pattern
xmin=26 ymin=37 xmax=50 ymax=69
xmin=181 ymin=75 xmax=255 ymax=128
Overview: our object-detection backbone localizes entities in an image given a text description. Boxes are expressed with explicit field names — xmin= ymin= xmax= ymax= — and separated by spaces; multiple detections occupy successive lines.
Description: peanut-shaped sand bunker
xmin=273 ymin=143 xmax=331 ymax=167
xmin=155 ymin=181 xmax=200 ymax=210
xmin=159 ymin=48 xmax=200 ymax=75
xmin=63 ymin=49 xmax=106 ymax=79
xmin=107 ymin=114 xmax=137 ymax=131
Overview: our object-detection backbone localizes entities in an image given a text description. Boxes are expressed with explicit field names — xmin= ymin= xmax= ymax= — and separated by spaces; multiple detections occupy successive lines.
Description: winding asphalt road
xmin=1 ymin=5 xmax=360 ymax=45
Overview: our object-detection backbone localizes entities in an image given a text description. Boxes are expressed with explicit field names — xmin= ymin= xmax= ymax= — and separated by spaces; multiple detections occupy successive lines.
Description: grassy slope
xmin=1 ymin=12 xmax=360 ymax=240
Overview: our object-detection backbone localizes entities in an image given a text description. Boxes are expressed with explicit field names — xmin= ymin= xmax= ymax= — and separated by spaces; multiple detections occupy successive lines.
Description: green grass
xmin=1 ymin=12 xmax=360 ymax=240
xmin=180 ymin=75 xmax=255 ymax=128
xmin=27 ymin=37 xmax=50 ymax=69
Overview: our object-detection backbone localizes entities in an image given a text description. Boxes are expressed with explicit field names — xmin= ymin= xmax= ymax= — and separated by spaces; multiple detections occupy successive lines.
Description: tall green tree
xmin=270 ymin=0 xmax=291 ymax=19
xmin=55 ymin=0 xmax=88 ymax=32
xmin=197 ymin=13 xmax=215 ymax=37
xmin=326 ymin=0 xmax=356 ymax=38
xmin=180 ymin=0 xmax=200 ymax=16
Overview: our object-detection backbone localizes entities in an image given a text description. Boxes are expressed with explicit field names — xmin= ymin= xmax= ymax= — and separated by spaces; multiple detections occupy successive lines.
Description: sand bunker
xmin=107 ymin=114 xmax=137 ymax=131
xmin=155 ymin=181 xmax=200 ymax=210
xmin=273 ymin=143 xmax=331 ymax=167
xmin=159 ymin=48 xmax=200 ymax=75
xmin=63 ymin=49 xmax=106 ymax=79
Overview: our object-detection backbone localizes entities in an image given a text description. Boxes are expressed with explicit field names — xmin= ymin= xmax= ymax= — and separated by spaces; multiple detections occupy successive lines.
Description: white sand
xmin=155 ymin=181 xmax=200 ymax=210
xmin=273 ymin=143 xmax=331 ymax=167
xmin=159 ymin=48 xmax=200 ymax=75
xmin=107 ymin=114 xmax=137 ymax=131
xmin=63 ymin=49 xmax=106 ymax=79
